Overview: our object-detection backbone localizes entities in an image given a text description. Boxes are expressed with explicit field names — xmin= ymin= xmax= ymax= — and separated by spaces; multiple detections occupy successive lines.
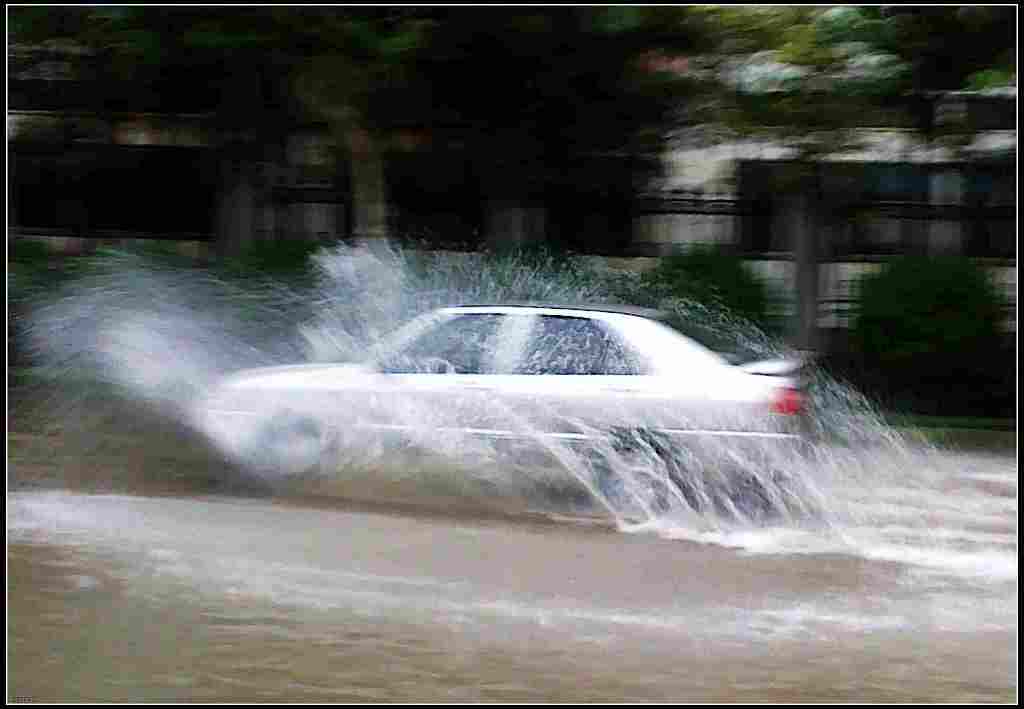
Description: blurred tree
xmin=694 ymin=5 xmax=1016 ymax=153
xmin=404 ymin=9 xmax=705 ymax=213
xmin=851 ymin=256 xmax=1010 ymax=415
xmin=639 ymin=244 xmax=773 ymax=328
xmin=9 ymin=7 xmax=422 ymax=244
xmin=684 ymin=5 xmax=1016 ymax=349
xmin=9 ymin=6 xmax=712 ymax=250
xmin=12 ymin=6 xmax=1012 ymax=250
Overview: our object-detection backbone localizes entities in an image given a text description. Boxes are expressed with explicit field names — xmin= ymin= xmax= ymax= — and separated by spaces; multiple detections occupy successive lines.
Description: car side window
xmin=517 ymin=316 xmax=646 ymax=375
xmin=382 ymin=314 xmax=503 ymax=374
xmin=601 ymin=327 xmax=648 ymax=375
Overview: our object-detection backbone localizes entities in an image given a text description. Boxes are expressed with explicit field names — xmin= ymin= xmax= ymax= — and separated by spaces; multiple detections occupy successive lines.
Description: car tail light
xmin=770 ymin=386 xmax=805 ymax=415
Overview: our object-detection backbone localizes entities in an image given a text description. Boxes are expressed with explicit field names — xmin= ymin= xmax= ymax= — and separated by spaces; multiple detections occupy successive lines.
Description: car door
xmin=371 ymin=312 xmax=509 ymax=439
xmin=477 ymin=313 xmax=681 ymax=439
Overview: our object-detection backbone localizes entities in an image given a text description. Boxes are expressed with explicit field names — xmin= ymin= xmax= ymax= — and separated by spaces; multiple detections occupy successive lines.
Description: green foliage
xmin=639 ymin=245 xmax=772 ymax=327
xmin=7 ymin=240 xmax=96 ymax=299
xmin=966 ymin=68 xmax=1015 ymax=91
xmin=701 ymin=5 xmax=1016 ymax=156
xmin=853 ymin=257 xmax=1005 ymax=366
xmin=219 ymin=240 xmax=324 ymax=280
xmin=851 ymin=256 xmax=1009 ymax=413
xmin=9 ymin=238 xmax=54 ymax=267
xmin=715 ymin=5 xmax=1016 ymax=94
xmin=12 ymin=5 xmax=1015 ymax=149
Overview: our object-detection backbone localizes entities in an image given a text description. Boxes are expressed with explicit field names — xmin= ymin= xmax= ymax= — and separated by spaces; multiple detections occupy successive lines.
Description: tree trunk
xmin=787 ymin=192 xmax=819 ymax=351
xmin=345 ymin=127 xmax=388 ymax=244
xmin=483 ymin=200 xmax=547 ymax=250
xmin=215 ymin=159 xmax=255 ymax=256
xmin=8 ymin=152 xmax=17 ymax=232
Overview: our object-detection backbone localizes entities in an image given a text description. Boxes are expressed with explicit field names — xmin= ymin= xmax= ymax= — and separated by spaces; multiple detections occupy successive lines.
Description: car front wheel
xmin=251 ymin=412 xmax=326 ymax=479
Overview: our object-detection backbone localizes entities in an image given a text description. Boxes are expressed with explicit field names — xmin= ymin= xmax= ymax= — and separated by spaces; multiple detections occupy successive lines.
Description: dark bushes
xmin=633 ymin=244 xmax=781 ymax=361
xmin=638 ymin=244 xmax=773 ymax=327
xmin=850 ymin=256 xmax=1013 ymax=416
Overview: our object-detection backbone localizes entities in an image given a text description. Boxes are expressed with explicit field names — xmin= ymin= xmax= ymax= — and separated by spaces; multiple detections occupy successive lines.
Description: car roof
xmin=440 ymin=303 xmax=668 ymax=320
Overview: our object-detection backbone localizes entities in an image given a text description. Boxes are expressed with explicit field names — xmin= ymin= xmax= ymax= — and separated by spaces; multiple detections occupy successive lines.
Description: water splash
xmin=20 ymin=241 xmax=925 ymax=538
xmin=298 ymin=243 xmax=621 ymax=362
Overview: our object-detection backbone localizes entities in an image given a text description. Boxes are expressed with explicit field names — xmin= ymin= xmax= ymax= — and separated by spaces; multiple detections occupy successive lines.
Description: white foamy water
xmin=6 ymin=486 xmax=1015 ymax=637
xmin=11 ymin=243 xmax=1017 ymax=702
xmin=627 ymin=446 xmax=1017 ymax=585
xmin=18 ymin=243 xmax=1018 ymax=570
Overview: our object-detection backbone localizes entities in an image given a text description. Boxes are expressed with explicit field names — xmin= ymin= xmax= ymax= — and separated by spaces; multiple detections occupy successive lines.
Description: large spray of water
xmin=17 ymin=242 xmax=926 ymax=535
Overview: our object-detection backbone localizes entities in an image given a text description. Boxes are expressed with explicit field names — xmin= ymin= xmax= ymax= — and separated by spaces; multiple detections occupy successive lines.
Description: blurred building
xmin=8 ymin=42 xmax=1016 ymax=344
xmin=638 ymin=98 xmax=1016 ymax=344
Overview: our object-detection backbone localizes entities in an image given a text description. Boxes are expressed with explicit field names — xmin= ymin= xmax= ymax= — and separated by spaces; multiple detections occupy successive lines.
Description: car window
xmin=601 ymin=327 xmax=648 ymax=375
xmin=381 ymin=314 xmax=503 ymax=374
xmin=517 ymin=316 xmax=646 ymax=375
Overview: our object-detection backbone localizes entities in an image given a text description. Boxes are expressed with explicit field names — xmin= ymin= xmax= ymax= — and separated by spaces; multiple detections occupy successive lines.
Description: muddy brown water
xmin=6 ymin=396 xmax=1018 ymax=703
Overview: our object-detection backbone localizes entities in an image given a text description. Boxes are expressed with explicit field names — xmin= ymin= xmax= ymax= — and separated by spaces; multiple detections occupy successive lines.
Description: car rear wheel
xmin=603 ymin=427 xmax=800 ymax=523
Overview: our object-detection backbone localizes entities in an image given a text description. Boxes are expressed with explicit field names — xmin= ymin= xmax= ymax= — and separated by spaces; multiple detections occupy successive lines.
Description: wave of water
xmin=18 ymin=242 xmax=1015 ymax=578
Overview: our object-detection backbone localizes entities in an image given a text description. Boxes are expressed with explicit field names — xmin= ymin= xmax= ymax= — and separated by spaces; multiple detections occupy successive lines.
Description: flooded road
xmin=7 ymin=445 xmax=1017 ymax=702
xmin=7 ymin=244 xmax=1017 ymax=701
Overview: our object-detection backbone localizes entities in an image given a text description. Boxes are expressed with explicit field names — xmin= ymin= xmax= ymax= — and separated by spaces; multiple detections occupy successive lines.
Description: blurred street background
xmin=5 ymin=7 xmax=1018 ymax=704
xmin=8 ymin=5 xmax=1017 ymax=421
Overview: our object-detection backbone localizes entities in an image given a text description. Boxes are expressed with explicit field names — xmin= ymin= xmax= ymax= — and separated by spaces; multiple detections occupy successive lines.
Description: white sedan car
xmin=196 ymin=304 xmax=812 ymax=516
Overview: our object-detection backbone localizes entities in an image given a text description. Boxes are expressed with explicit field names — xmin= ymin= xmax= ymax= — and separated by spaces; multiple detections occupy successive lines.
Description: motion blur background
xmin=8 ymin=5 xmax=1017 ymax=419
xmin=6 ymin=7 xmax=1017 ymax=703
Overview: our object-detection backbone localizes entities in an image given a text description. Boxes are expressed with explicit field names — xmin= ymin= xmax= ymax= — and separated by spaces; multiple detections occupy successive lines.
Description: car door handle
xmin=464 ymin=385 xmax=494 ymax=391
